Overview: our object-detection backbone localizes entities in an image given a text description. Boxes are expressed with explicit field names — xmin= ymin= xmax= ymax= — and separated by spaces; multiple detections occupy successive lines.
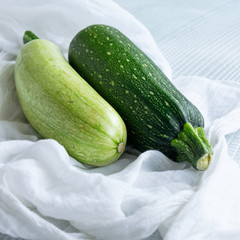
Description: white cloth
xmin=0 ymin=0 xmax=240 ymax=240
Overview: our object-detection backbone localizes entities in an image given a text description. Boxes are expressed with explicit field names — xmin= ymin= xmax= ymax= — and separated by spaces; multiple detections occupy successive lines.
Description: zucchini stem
xmin=171 ymin=122 xmax=213 ymax=170
xmin=23 ymin=31 xmax=39 ymax=44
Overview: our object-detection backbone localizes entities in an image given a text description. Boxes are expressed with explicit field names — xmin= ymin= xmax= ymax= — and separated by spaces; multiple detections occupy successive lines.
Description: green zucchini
xmin=68 ymin=24 xmax=213 ymax=170
xmin=14 ymin=31 xmax=127 ymax=166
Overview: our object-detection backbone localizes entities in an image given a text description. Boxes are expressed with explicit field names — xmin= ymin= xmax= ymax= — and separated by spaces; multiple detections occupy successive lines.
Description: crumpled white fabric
xmin=0 ymin=0 xmax=240 ymax=240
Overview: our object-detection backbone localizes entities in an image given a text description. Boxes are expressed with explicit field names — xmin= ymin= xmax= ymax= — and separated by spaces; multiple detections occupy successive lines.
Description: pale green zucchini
xmin=14 ymin=32 xmax=127 ymax=166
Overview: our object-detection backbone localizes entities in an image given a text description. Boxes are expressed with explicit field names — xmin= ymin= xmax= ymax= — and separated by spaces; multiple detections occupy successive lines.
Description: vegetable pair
xmin=15 ymin=25 xmax=213 ymax=170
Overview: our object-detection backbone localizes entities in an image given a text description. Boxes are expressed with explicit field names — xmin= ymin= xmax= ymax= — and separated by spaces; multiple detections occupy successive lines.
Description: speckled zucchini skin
xmin=14 ymin=38 xmax=127 ymax=166
xmin=68 ymin=24 xmax=205 ymax=161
